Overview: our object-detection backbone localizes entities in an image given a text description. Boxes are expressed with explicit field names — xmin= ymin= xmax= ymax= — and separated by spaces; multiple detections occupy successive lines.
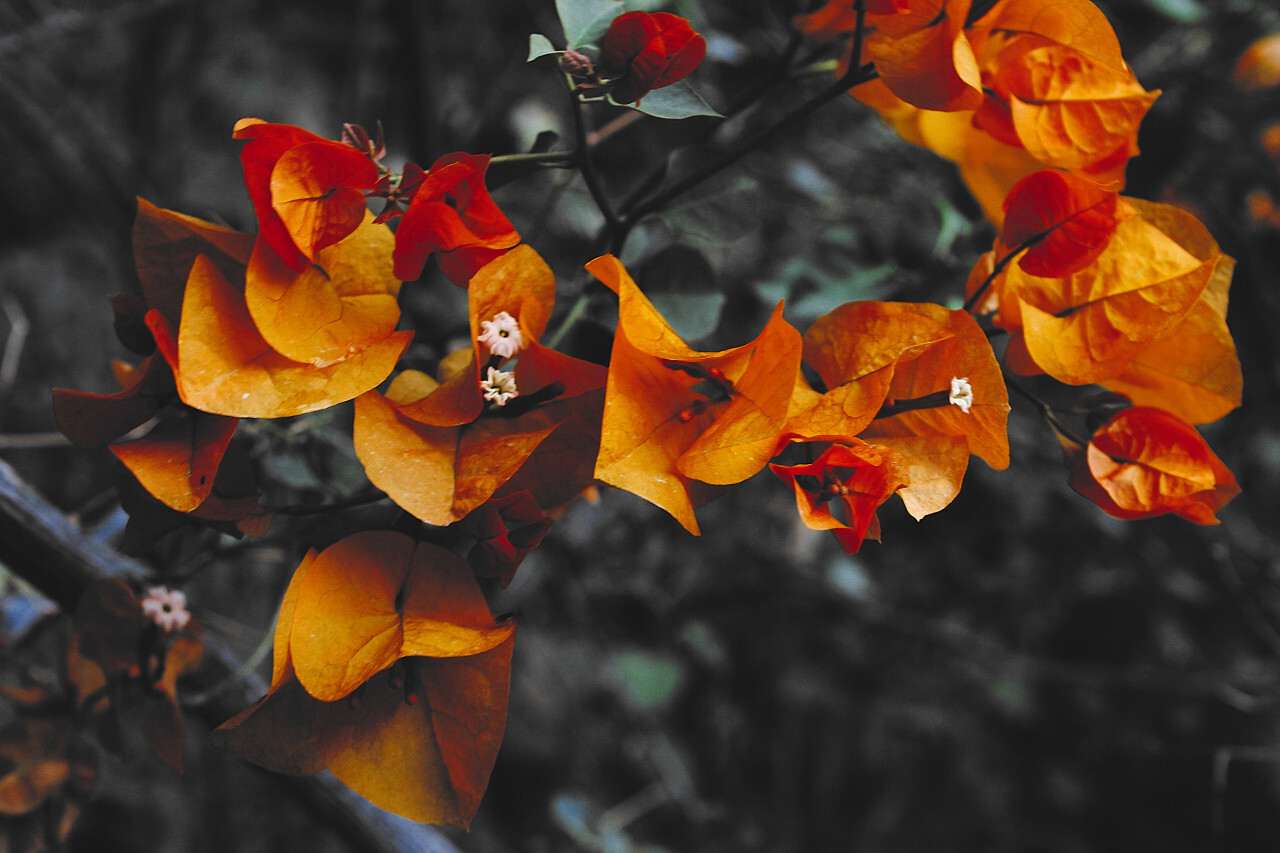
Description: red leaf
xmin=1002 ymin=170 xmax=1134 ymax=277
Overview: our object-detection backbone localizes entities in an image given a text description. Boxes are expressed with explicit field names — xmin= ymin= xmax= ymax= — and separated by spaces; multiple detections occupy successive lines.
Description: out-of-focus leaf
xmin=557 ymin=0 xmax=623 ymax=48
xmin=528 ymin=33 xmax=559 ymax=61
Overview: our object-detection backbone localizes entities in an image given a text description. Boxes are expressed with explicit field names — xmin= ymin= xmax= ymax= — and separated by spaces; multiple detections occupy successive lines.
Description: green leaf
xmin=557 ymin=0 xmax=623 ymax=49
xmin=610 ymin=650 xmax=684 ymax=712
xmin=648 ymin=293 xmax=725 ymax=342
xmin=613 ymin=80 xmax=721 ymax=119
xmin=656 ymin=172 xmax=758 ymax=248
xmin=1139 ymin=0 xmax=1206 ymax=23
xmin=527 ymin=33 xmax=559 ymax=62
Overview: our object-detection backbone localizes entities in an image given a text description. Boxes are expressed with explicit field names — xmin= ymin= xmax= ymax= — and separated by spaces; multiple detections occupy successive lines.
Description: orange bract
xmin=995 ymin=200 xmax=1229 ymax=388
xmin=588 ymin=254 xmax=802 ymax=533
xmin=244 ymin=210 xmax=402 ymax=366
xmin=269 ymin=140 xmax=378 ymax=264
xmin=770 ymin=441 xmax=909 ymax=553
xmin=1066 ymin=406 xmax=1239 ymax=524
xmin=153 ymin=255 xmax=411 ymax=418
xmin=215 ymin=532 xmax=515 ymax=828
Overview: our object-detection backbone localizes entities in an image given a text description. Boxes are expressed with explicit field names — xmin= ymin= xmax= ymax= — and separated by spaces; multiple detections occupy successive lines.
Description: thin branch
xmin=616 ymin=9 xmax=875 ymax=249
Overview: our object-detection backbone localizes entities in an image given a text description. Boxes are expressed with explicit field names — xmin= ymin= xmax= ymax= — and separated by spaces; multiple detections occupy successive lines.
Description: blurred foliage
xmin=3 ymin=0 xmax=1280 ymax=850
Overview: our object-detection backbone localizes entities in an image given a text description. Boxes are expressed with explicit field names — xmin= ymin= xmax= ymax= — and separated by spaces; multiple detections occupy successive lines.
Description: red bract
xmin=597 ymin=12 xmax=706 ymax=105
xmin=770 ymin=442 xmax=909 ymax=554
xmin=233 ymin=119 xmax=378 ymax=272
xmin=392 ymin=154 xmax=520 ymax=285
xmin=1066 ymin=406 xmax=1239 ymax=524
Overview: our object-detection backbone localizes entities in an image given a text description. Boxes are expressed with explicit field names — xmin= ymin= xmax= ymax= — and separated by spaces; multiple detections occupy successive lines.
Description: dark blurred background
xmin=4 ymin=0 xmax=1280 ymax=850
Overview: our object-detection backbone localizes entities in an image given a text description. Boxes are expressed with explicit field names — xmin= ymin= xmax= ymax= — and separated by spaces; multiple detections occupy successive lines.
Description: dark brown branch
xmin=0 ymin=456 xmax=463 ymax=853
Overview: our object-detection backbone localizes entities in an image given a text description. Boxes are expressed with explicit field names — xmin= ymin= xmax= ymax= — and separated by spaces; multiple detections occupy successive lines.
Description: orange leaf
xmin=269 ymin=140 xmax=378 ymax=263
xmin=153 ymin=255 xmax=411 ymax=418
xmin=110 ymin=409 xmax=238 ymax=512
xmin=1068 ymin=406 xmax=1239 ymax=524
xmin=1105 ymin=255 xmax=1241 ymax=424
xmin=870 ymin=434 xmax=970 ymax=520
xmin=215 ymin=532 xmax=515 ymax=827
xmin=353 ymin=383 xmax=559 ymax=526
xmin=216 ymin=645 xmax=513 ymax=827
xmin=52 ymin=353 xmax=174 ymax=448
xmin=977 ymin=0 xmax=1125 ymax=68
xmin=791 ymin=301 xmax=953 ymax=441
xmin=1232 ymin=32 xmax=1280 ymax=91
xmin=769 ymin=441 xmax=909 ymax=553
xmin=1001 ymin=201 xmax=1219 ymax=385
xmin=234 ymin=119 xmax=337 ymax=271
xmin=244 ymin=210 xmax=401 ymax=366
xmin=588 ymin=255 xmax=801 ymax=532
xmin=132 ymin=198 xmax=255 ymax=329
xmin=860 ymin=303 xmax=1011 ymax=472
xmin=396 ymin=244 xmax=556 ymax=427
xmin=988 ymin=41 xmax=1159 ymax=187
xmin=393 ymin=154 xmax=519 ymax=285
xmin=865 ymin=0 xmax=984 ymax=112
xmin=287 ymin=531 xmax=513 ymax=702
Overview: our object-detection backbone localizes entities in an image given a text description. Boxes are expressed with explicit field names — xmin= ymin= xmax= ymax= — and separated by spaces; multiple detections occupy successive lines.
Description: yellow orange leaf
xmin=215 ymin=532 xmax=515 ymax=827
xmin=792 ymin=301 xmax=953 ymax=441
xmin=154 ymin=255 xmax=411 ymax=418
xmin=286 ymin=531 xmax=515 ymax=702
xmin=588 ymin=255 xmax=800 ymax=532
xmin=244 ymin=211 xmax=402 ymax=366
xmin=1005 ymin=203 xmax=1217 ymax=385
xmin=1105 ymin=256 xmax=1241 ymax=424
xmin=996 ymin=43 xmax=1159 ymax=186
xmin=353 ymin=388 xmax=559 ymax=526
xmin=866 ymin=0 xmax=984 ymax=112
xmin=216 ymin=644 xmax=512 ymax=827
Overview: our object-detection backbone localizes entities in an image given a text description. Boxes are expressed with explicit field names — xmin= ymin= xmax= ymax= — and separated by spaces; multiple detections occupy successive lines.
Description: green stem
xmin=489 ymin=150 xmax=575 ymax=168
xmin=543 ymin=289 xmax=591 ymax=351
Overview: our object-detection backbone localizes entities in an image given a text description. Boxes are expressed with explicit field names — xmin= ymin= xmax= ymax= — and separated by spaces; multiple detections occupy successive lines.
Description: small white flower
xmin=481 ymin=367 xmax=519 ymax=406
xmin=478 ymin=311 xmax=524 ymax=359
xmin=949 ymin=377 xmax=974 ymax=414
xmin=140 ymin=586 xmax=191 ymax=633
